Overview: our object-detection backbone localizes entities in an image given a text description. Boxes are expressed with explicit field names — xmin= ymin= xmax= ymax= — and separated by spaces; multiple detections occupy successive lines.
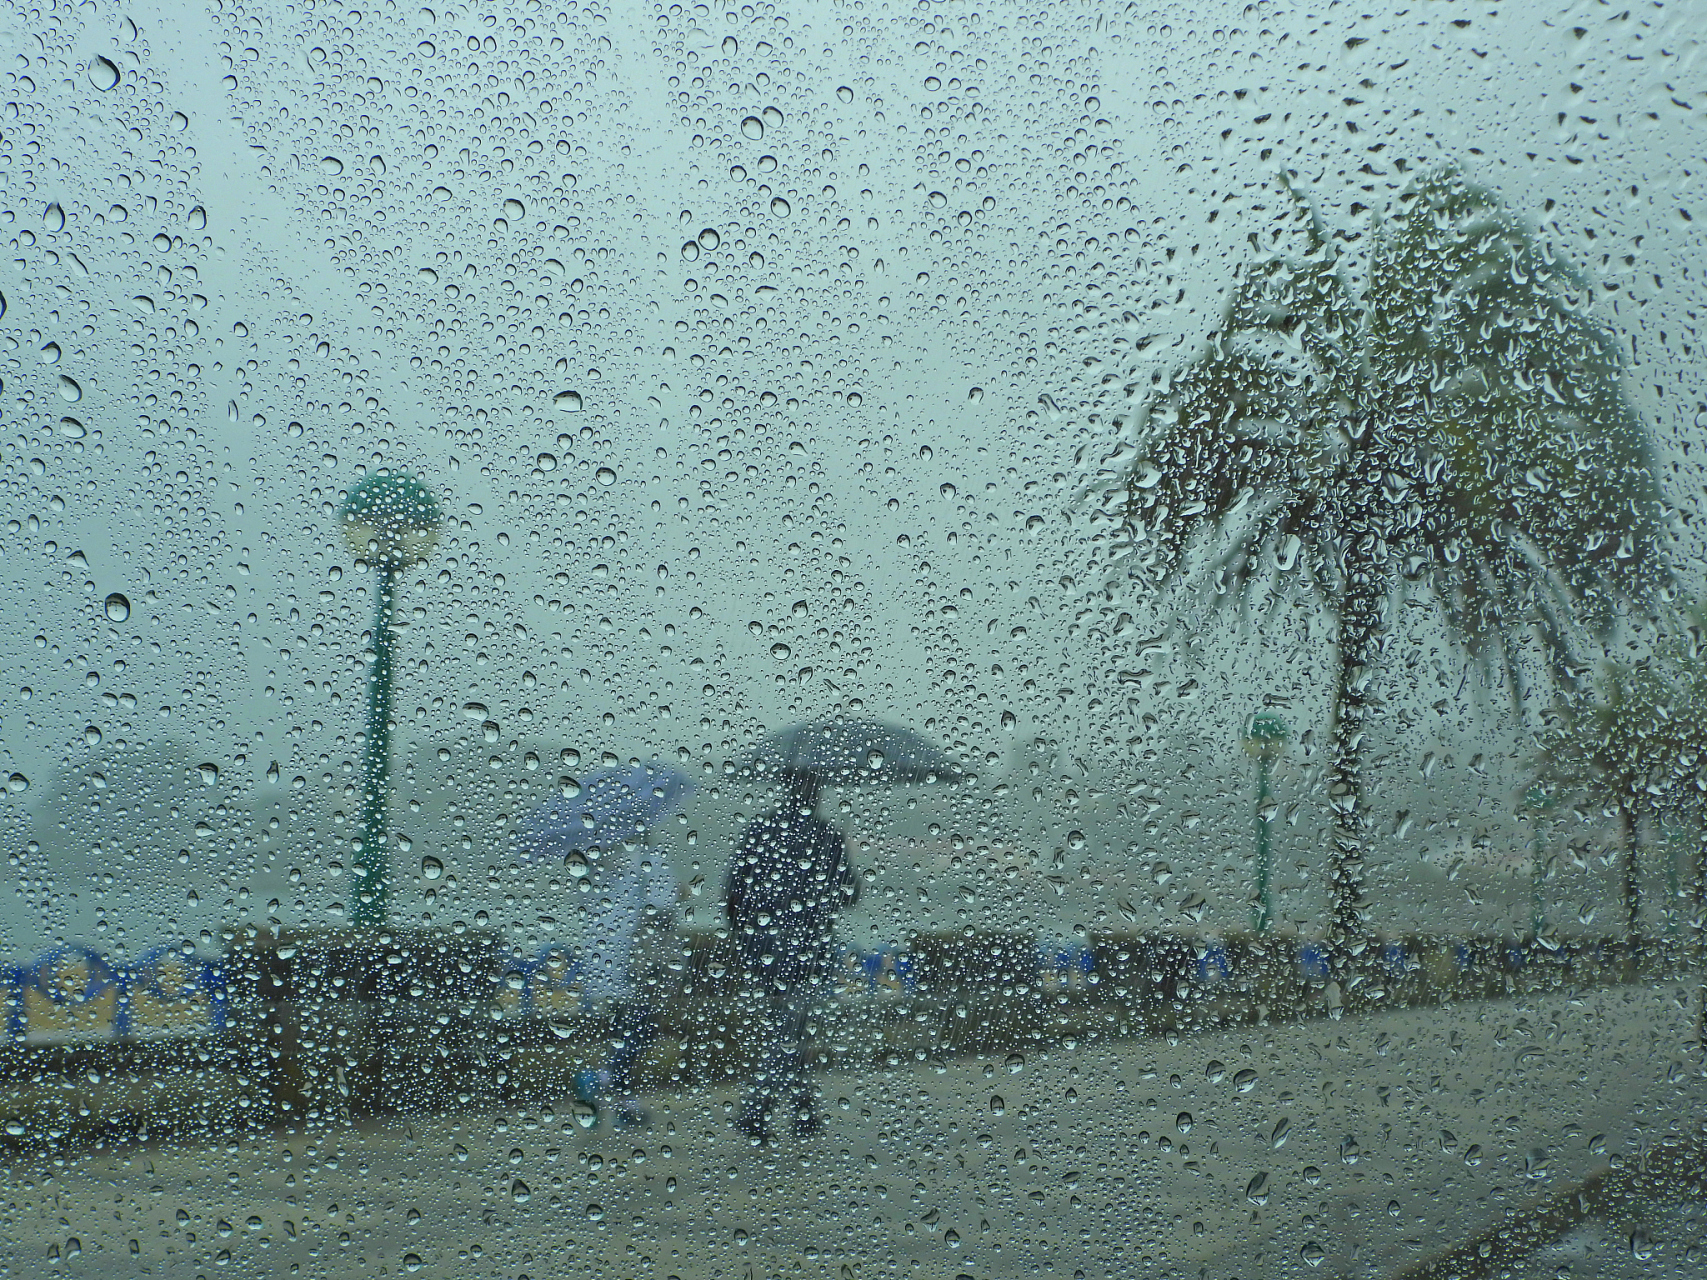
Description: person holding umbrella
xmin=725 ymin=719 xmax=960 ymax=1142
xmin=520 ymin=762 xmax=695 ymax=1129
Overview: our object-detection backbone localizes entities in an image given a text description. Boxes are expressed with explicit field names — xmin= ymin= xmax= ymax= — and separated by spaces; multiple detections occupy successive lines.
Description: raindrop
xmin=39 ymin=343 xmax=61 ymax=365
xmin=187 ymin=206 xmax=207 ymax=231
xmin=837 ymin=86 xmax=853 ymax=103
xmin=565 ymin=850 xmax=589 ymax=878
xmin=595 ymin=467 xmax=616 ymax=486
xmin=44 ymin=203 xmax=65 ymax=233
xmin=84 ymin=725 xmax=102 ymax=746
xmin=536 ymin=452 xmax=557 ymax=471
xmin=968 ymin=386 xmax=984 ymax=402
xmin=698 ymin=227 xmax=720 ymax=250
xmin=559 ymin=775 xmax=581 ymax=798
xmin=198 ymin=763 xmax=219 ymax=785
xmin=320 ymin=156 xmax=344 ymax=175
xmin=988 ymin=1095 xmax=1004 ymax=1115
xmin=740 ymin=115 xmax=765 ymax=141
xmin=554 ymin=390 xmax=583 ymax=410
xmin=132 ymin=296 xmax=155 ymax=313
xmin=89 ymin=57 xmax=120 ymax=90
xmin=1301 ymin=1242 xmax=1325 ymax=1268
xmin=770 ymin=642 xmax=791 ymax=661
xmin=721 ymin=35 xmax=738 ymax=54
xmin=58 ymin=376 xmax=82 ymax=402
xmin=6 ymin=773 xmax=28 ymax=794
xmin=0 ymin=290 xmax=6 ymax=321
xmin=928 ymin=191 xmax=948 ymax=209
xmin=421 ymin=856 xmax=444 ymax=880
xmin=770 ymin=197 xmax=791 ymax=218
xmin=1004 ymin=1052 xmax=1024 ymax=1073
xmin=585 ymin=1203 xmax=604 ymax=1222
xmin=1205 ymin=1060 xmax=1226 ymax=1083
xmin=59 ymin=418 xmax=84 ymax=439
xmin=510 ymin=1180 xmax=530 ymax=1204
xmin=266 ymin=761 xmax=280 ymax=784
xmin=867 ymin=749 xmax=885 ymax=770
xmin=1234 ymin=1068 xmax=1258 ymax=1092
xmin=503 ymin=198 xmax=525 ymax=219
xmin=403 ymin=1256 xmax=423 ymax=1273
xmin=761 ymin=106 xmax=783 ymax=129
xmin=681 ymin=241 xmax=700 ymax=262
xmin=169 ymin=111 xmax=188 ymax=131
xmin=1245 ymin=1172 xmax=1269 ymax=1204
xmin=1176 ymin=1112 xmax=1192 ymax=1133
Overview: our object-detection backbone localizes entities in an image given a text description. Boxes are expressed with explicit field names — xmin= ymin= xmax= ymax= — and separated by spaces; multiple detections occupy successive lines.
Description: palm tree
xmin=1089 ymin=165 xmax=1668 ymax=948
xmin=1534 ymin=617 xmax=1707 ymax=954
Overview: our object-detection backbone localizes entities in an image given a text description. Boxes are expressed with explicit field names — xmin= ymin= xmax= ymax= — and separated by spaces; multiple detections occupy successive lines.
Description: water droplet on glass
xmin=770 ymin=642 xmax=791 ymax=660
xmin=132 ymin=295 xmax=155 ymax=313
xmin=421 ymin=856 xmax=444 ymax=880
xmin=1301 ymin=1242 xmax=1325 ymax=1268
xmin=6 ymin=773 xmax=28 ymax=794
xmin=722 ymin=35 xmax=738 ymax=54
xmin=680 ymin=241 xmax=700 ymax=262
xmin=554 ymin=390 xmax=582 ymax=410
xmin=266 ymin=761 xmax=280 ymax=784
xmin=320 ymin=156 xmax=344 ymax=175
xmin=585 ymin=1202 xmax=604 ymax=1221
xmin=84 ymin=725 xmax=102 ymax=746
xmin=58 ymin=375 xmax=82 ymax=402
xmin=536 ymin=452 xmax=557 ymax=471
xmin=928 ymin=191 xmax=947 ymax=208
xmin=1234 ymin=1068 xmax=1258 ymax=1092
xmin=1176 ymin=1111 xmax=1193 ymax=1133
xmin=403 ymin=1255 xmax=423 ymax=1273
xmin=89 ymin=57 xmax=120 ymax=90
xmin=989 ymin=1095 xmax=1005 ymax=1115
xmin=1005 ymin=1052 xmax=1024 ymax=1073
xmin=198 ymin=763 xmax=219 ymax=785
xmin=770 ymin=197 xmax=791 ymax=218
xmin=837 ymin=86 xmax=853 ymax=103
xmin=510 ymin=1180 xmax=530 ymax=1203
xmin=740 ymin=115 xmax=765 ymax=140
xmin=968 ymin=386 xmax=984 ymax=402
xmin=43 ymin=203 xmax=65 ymax=233
xmin=761 ymin=106 xmax=783 ymax=129
xmin=564 ymin=850 xmax=589 ymax=878
xmin=187 ymin=206 xmax=207 ymax=231
xmin=1205 ymin=1060 xmax=1226 ymax=1083
xmin=169 ymin=111 xmax=188 ymax=131
xmin=595 ymin=467 xmax=616 ymax=486
xmin=100 ymin=590 xmax=130 ymax=622
xmin=867 ymin=749 xmax=885 ymax=770
xmin=698 ymin=227 xmax=720 ymax=250
xmin=39 ymin=342 xmax=61 ymax=365
xmin=503 ymin=198 xmax=525 ymax=220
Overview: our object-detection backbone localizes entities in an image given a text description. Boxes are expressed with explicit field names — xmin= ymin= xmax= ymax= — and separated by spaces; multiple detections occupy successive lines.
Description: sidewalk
xmin=2 ymin=980 xmax=1699 ymax=1279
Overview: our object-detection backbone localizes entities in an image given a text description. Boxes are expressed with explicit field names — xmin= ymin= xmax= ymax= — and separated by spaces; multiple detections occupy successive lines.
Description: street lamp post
xmin=1243 ymin=711 xmax=1288 ymax=935
xmin=339 ymin=472 xmax=443 ymax=932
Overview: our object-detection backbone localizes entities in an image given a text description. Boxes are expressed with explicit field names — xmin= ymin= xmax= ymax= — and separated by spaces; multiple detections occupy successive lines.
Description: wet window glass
xmin=2 ymin=1 xmax=1703 ymax=1275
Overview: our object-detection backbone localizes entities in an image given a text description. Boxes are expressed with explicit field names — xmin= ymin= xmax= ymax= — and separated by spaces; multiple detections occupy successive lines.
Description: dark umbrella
xmin=747 ymin=719 xmax=964 ymax=785
xmin=518 ymin=763 xmax=696 ymax=862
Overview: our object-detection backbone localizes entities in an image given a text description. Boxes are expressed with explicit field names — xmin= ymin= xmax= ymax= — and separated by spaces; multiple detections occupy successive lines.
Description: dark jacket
xmin=725 ymin=810 xmax=858 ymax=984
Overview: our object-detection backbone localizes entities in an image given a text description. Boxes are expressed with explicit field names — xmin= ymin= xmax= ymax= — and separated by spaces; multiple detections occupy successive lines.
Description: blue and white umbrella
xmin=518 ymin=762 xmax=696 ymax=862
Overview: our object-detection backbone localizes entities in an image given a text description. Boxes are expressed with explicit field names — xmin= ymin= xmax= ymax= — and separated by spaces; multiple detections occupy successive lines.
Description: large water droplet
xmin=867 ymin=749 xmax=886 ymax=771
xmin=680 ymin=241 xmax=699 ymax=262
xmin=6 ymin=773 xmax=28 ymax=793
xmin=43 ymin=203 xmax=65 ymax=233
xmin=559 ymin=775 xmax=581 ymax=798
xmin=58 ymin=376 xmax=82 ymax=402
xmin=84 ymin=725 xmax=102 ymax=746
xmin=89 ymin=57 xmax=120 ymax=90
xmin=771 ymin=642 xmax=791 ymax=661
xmin=989 ymin=1095 xmax=1005 ymax=1115
xmin=187 ymin=206 xmax=206 ymax=231
xmin=169 ymin=111 xmax=188 ymax=132
xmin=199 ymin=763 xmax=219 ymax=785
xmin=770 ymin=197 xmax=791 ymax=218
xmin=761 ymin=106 xmax=783 ymax=129
xmin=837 ymin=85 xmax=853 ymax=103
xmin=721 ymin=35 xmax=738 ymax=54
xmin=422 ymin=855 xmax=444 ymax=880
xmin=39 ymin=343 xmax=61 ymax=365
xmin=320 ymin=156 xmax=344 ymax=175
xmin=104 ymin=592 xmax=130 ymax=622
xmin=968 ymin=386 xmax=984 ymax=402
xmin=536 ymin=452 xmax=557 ymax=471
xmin=132 ymin=295 xmax=155 ymax=313
xmin=595 ymin=466 xmax=616 ymax=486
xmin=740 ymin=115 xmax=765 ymax=141
xmin=266 ymin=761 xmax=280 ymax=784
xmin=928 ymin=191 xmax=948 ymax=209
xmin=510 ymin=1180 xmax=530 ymax=1203
xmin=564 ymin=849 xmax=589 ymax=878
xmin=503 ymin=198 xmax=525 ymax=219
xmin=698 ymin=227 xmax=721 ymax=250
xmin=554 ymin=390 xmax=582 ymax=410
xmin=59 ymin=418 xmax=84 ymax=439
xmin=1301 ymin=1242 xmax=1325 ymax=1268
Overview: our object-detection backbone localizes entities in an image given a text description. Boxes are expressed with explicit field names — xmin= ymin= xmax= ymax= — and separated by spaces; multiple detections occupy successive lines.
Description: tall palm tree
xmin=1092 ymin=165 xmax=1668 ymax=948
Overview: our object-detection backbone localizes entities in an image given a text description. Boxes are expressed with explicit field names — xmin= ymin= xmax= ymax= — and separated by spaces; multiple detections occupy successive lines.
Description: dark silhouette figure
xmin=724 ymin=769 xmax=858 ymax=1141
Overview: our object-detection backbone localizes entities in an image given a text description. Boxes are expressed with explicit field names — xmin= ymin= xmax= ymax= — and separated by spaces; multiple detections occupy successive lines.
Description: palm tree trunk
xmin=1327 ymin=541 xmax=1383 ymax=951
xmin=1619 ymin=801 xmax=1640 ymax=965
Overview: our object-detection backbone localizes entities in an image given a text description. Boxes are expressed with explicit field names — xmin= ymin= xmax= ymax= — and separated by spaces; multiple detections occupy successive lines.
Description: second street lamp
xmin=339 ymin=472 xmax=443 ymax=932
xmin=1243 ymin=711 xmax=1288 ymax=935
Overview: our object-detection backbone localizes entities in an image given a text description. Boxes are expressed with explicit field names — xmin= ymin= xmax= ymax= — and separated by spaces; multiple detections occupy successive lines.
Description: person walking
xmin=520 ymin=764 xmax=694 ymax=1129
xmin=724 ymin=767 xmax=858 ymax=1142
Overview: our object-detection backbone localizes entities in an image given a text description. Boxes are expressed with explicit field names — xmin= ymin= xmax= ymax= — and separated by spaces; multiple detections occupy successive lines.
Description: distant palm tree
xmin=1089 ymin=165 xmax=1667 ymax=947
xmin=1534 ymin=615 xmax=1707 ymax=952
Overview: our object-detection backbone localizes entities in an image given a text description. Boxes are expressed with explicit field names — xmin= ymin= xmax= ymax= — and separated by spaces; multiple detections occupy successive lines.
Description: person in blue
xmin=724 ymin=767 xmax=858 ymax=1142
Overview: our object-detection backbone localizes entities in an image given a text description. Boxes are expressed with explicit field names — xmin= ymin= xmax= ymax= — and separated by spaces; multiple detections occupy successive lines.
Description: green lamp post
xmin=339 ymin=472 xmax=443 ymax=931
xmin=1243 ymin=711 xmax=1288 ymax=934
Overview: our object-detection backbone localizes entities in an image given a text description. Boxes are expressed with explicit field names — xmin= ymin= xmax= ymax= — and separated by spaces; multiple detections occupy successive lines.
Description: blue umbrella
xmin=518 ymin=762 xmax=696 ymax=862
